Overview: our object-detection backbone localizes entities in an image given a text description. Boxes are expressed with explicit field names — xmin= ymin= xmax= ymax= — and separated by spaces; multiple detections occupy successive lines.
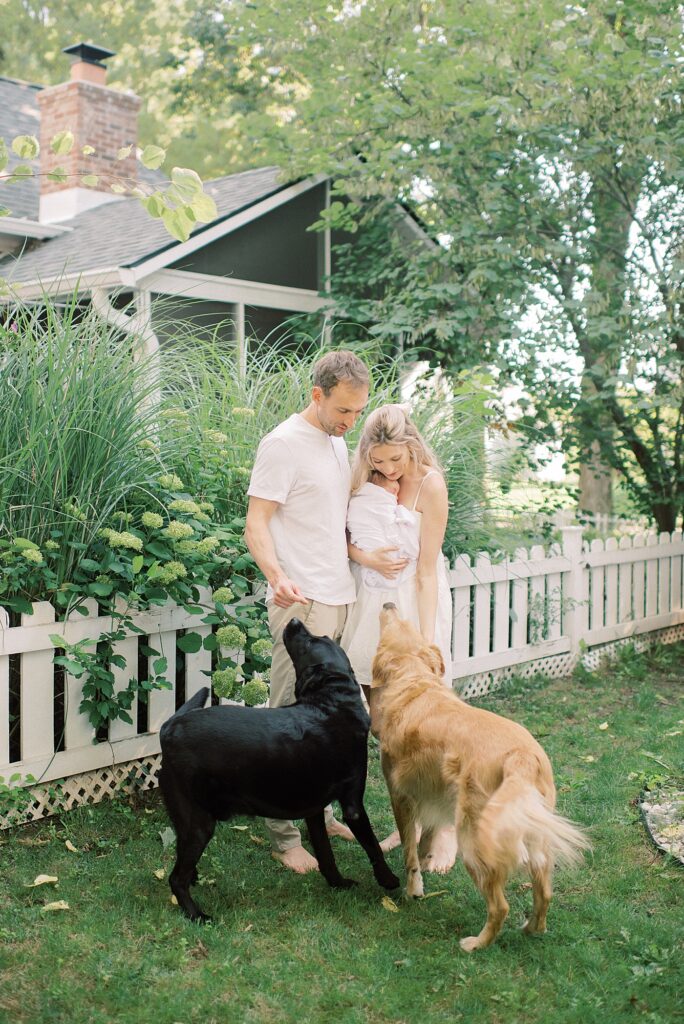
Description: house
xmin=0 ymin=43 xmax=344 ymax=368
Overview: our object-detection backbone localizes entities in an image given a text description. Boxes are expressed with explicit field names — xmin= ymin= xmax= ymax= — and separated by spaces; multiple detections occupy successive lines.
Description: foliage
xmin=0 ymin=297 xmax=268 ymax=724
xmin=0 ymin=127 xmax=217 ymax=245
xmin=170 ymin=0 xmax=683 ymax=526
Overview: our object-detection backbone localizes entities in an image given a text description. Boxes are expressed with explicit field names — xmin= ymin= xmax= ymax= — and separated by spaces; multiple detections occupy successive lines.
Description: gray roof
xmin=0 ymin=75 xmax=289 ymax=286
xmin=0 ymin=77 xmax=43 ymax=219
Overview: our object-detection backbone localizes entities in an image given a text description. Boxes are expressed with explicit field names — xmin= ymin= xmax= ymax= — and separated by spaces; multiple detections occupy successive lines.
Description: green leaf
xmin=89 ymin=582 xmax=114 ymax=597
xmin=169 ymin=166 xmax=203 ymax=200
xmin=50 ymin=130 xmax=74 ymax=156
xmin=11 ymin=134 xmax=39 ymax=160
xmin=0 ymin=206 xmax=10 ymax=217
xmin=0 ymin=139 xmax=8 ymax=173
xmin=140 ymin=145 xmax=166 ymax=170
xmin=131 ymin=555 xmax=144 ymax=575
xmin=81 ymin=174 xmax=99 ymax=187
xmin=152 ymin=657 xmax=168 ymax=675
xmin=12 ymin=537 xmax=40 ymax=550
xmin=190 ymin=191 xmax=218 ymax=224
xmin=47 ymin=167 xmax=68 ymax=183
xmin=82 ymin=145 xmax=96 ymax=156
xmin=177 ymin=632 xmax=203 ymax=654
xmin=161 ymin=206 xmax=195 ymax=242
xmin=142 ymin=192 xmax=166 ymax=218
xmin=116 ymin=145 xmax=133 ymax=161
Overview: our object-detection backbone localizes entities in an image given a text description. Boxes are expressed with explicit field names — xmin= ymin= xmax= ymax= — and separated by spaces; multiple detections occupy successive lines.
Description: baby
xmin=346 ymin=471 xmax=419 ymax=590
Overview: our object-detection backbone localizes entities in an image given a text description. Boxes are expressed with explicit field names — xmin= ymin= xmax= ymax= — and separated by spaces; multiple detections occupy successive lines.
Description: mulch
xmin=639 ymin=786 xmax=684 ymax=865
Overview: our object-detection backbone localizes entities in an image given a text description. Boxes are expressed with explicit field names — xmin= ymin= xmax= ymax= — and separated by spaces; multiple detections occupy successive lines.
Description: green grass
xmin=1 ymin=643 xmax=682 ymax=1024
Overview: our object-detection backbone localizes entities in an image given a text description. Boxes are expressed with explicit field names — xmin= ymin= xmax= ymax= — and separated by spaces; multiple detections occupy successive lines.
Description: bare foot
xmin=380 ymin=824 xmax=421 ymax=854
xmin=271 ymin=846 xmax=319 ymax=874
xmin=421 ymin=826 xmax=457 ymax=874
xmin=326 ymin=818 xmax=355 ymax=841
xmin=380 ymin=829 xmax=401 ymax=853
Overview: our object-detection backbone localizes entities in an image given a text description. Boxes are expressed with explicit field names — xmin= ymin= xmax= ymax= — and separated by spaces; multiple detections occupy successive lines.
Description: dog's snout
xmin=382 ymin=602 xmax=397 ymax=612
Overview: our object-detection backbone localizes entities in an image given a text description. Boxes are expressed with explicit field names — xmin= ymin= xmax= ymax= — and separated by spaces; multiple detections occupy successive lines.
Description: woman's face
xmin=369 ymin=443 xmax=411 ymax=482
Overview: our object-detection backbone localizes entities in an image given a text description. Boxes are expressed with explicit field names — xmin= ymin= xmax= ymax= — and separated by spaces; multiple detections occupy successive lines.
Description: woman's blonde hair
xmin=351 ymin=403 xmax=442 ymax=492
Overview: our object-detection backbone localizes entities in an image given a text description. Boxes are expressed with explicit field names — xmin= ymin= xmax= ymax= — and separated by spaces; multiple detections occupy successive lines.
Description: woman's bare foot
xmin=326 ymin=818 xmax=355 ymax=841
xmin=421 ymin=826 xmax=457 ymax=874
xmin=380 ymin=823 xmax=422 ymax=853
xmin=271 ymin=846 xmax=319 ymax=874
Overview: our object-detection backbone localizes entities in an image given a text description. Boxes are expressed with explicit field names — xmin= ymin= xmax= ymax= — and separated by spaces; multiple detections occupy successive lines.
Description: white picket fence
xmin=1 ymin=526 xmax=683 ymax=825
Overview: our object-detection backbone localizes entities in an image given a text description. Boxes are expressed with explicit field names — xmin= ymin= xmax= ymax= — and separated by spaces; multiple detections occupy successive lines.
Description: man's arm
xmin=245 ymin=496 xmax=308 ymax=608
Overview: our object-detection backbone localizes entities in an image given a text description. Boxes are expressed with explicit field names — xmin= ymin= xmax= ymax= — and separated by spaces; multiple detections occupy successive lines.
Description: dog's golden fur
xmin=370 ymin=604 xmax=591 ymax=951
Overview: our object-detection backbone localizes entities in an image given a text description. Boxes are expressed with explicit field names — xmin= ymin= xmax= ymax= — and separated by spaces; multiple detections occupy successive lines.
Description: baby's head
xmin=370 ymin=471 xmax=400 ymax=496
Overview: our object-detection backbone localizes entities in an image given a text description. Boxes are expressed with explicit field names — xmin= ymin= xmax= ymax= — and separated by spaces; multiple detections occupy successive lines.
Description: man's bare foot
xmin=421 ymin=826 xmax=457 ymax=874
xmin=326 ymin=818 xmax=355 ymax=841
xmin=271 ymin=846 xmax=319 ymax=874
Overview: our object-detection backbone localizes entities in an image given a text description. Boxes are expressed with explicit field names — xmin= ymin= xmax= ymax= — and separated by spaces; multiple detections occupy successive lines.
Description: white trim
xmin=0 ymin=217 xmax=73 ymax=240
xmin=140 ymin=268 xmax=327 ymax=314
xmin=0 ymin=267 xmax=133 ymax=301
xmin=130 ymin=174 xmax=328 ymax=279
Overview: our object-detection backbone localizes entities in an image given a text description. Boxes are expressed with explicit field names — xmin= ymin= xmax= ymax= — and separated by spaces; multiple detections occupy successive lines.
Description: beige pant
xmin=265 ymin=599 xmax=349 ymax=853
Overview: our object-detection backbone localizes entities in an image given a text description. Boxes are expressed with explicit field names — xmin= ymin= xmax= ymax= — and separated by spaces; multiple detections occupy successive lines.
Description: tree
xmin=171 ymin=0 xmax=683 ymax=527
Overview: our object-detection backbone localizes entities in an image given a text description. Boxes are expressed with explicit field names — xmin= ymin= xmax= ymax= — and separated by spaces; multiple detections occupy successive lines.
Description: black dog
xmin=159 ymin=618 xmax=399 ymax=920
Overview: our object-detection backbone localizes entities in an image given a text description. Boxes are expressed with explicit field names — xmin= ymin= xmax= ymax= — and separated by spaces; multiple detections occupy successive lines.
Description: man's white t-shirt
xmin=247 ymin=414 xmax=356 ymax=605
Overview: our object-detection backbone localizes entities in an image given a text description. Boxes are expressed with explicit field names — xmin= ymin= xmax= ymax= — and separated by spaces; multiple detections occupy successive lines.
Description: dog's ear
xmin=370 ymin=646 xmax=390 ymax=688
xmin=424 ymin=643 xmax=445 ymax=678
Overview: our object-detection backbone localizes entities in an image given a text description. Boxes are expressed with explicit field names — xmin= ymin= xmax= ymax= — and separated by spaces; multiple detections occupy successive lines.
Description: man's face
xmin=312 ymin=380 xmax=369 ymax=437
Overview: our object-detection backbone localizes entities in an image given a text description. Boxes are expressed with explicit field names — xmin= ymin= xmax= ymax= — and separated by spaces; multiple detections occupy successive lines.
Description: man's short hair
xmin=313 ymin=350 xmax=370 ymax=395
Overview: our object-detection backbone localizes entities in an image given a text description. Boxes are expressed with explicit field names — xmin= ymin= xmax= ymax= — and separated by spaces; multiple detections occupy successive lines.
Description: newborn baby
xmin=346 ymin=472 xmax=419 ymax=590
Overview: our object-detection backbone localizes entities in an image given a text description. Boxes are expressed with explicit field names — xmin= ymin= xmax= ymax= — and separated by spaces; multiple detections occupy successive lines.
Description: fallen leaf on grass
xmin=153 ymin=868 xmax=165 ymax=880
xmin=249 ymin=834 xmax=266 ymax=845
xmin=381 ymin=896 xmax=400 ymax=912
xmin=25 ymin=875 xmax=58 ymax=888
xmin=159 ymin=827 xmax=175 ymax=851
xmin=170 ymin=894 xmax=178 ymax=905
xmin=419 ymin=890 xmax=449 ymax=900
xmin=229 ymin=825 xmax=249 ymax=831
xmin=580 ymin=755 xmax=596 ymax=763
xmin=599 ymin=722 xmax=609 ymax=730
xmin=65 ymin=840 xmax=78 ymax=853
xmin=17 ymin=837 xmax=50 ymax=847
xmin=42 ymin=901 xmax=69 ymax=912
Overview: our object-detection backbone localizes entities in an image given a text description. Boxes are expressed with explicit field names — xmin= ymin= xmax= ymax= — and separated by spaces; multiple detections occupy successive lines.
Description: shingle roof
xmin=0 ymin=77 xmax=43 ymax=219
xmin=0 ymin=166 xmax=288 ymax=284
xmin=0 ymin=75 xmax=289 ymax=286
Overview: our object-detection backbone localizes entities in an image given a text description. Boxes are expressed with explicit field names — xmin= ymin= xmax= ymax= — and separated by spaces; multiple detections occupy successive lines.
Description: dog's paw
xmin=459 ymin=935 xmax=481 ymax=953
xmin=522 ymin=918 xmax=546 ymax=936
xmin=379 ymin=871 xmax=401 ymax=890
xmin=406 ymin=871 xmax=424 ymax=899
xmin=329 ymin=876 xmax=357 ymax=889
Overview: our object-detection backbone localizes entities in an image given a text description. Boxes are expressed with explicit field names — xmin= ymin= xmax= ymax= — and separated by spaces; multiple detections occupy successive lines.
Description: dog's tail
xmin=160 ymin=687 xmax=209 ymax=745
xmin=474 ymin=750 xmax=591 ymax=878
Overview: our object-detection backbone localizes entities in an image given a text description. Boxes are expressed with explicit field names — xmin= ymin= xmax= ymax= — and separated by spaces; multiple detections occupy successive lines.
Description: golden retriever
xmin=370 ymin=603 xmax=591 ymax=951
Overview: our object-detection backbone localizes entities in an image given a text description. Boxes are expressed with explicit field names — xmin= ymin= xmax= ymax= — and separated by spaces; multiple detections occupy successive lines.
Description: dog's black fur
xmin=159 ymin=617 xmax=399 ymax=920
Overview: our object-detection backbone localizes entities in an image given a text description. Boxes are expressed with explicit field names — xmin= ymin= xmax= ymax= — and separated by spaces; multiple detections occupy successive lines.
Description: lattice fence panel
xmin=1 ymin=754 xmax=161 ymax=830
xmin=458 ymin=623 xmax=684 ymax=701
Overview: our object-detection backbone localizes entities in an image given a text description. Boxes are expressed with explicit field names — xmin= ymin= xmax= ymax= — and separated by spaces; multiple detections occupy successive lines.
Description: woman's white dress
xmin=341 ymin=487 xmax=453 ymax=687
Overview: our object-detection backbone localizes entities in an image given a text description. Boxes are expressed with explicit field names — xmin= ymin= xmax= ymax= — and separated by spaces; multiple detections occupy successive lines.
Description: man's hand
xmin=366 ymin=546 xmax=410 ymax=579
xmin=270 ymin=576 xmax=309 ymax=609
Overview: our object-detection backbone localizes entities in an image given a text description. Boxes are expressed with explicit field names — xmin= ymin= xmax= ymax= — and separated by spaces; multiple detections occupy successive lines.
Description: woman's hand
xmin=366 ymin=546 xmax=410 ymax=578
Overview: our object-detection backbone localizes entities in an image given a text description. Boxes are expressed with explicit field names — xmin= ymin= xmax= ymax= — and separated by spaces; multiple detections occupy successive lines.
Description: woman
xmin=341 ymin=403 xmax=453 ymax=694
xmin=341 ymin=404 xmax=455 ymax=866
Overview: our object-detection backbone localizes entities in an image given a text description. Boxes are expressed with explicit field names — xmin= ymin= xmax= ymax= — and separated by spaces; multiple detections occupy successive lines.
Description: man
xmin=245 ymin=350 xmax=371 ymax=874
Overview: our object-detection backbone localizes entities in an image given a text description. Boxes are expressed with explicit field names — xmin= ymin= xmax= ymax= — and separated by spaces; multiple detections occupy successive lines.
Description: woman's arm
xmin=348 ymin=539 xmax=409 ymax=578
xmin=415 ymin=474 xmax=449 ymax=642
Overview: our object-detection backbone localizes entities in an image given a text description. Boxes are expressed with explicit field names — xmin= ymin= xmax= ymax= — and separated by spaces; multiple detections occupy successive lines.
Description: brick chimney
xmin=36 ymin=43 xmax=141 ymax=223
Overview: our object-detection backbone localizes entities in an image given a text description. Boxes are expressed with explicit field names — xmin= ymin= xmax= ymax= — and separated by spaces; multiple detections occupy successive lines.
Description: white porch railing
xmin=2 ymin=526 xmax=683 ymax=824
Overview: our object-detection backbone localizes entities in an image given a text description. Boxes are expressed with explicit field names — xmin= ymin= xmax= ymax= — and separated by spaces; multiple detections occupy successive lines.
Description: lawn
xmin=1 ymin=643 xmax=682 ymax=1024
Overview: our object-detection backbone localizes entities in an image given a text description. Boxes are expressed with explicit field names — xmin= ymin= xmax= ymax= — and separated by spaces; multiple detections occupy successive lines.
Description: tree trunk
xmin=579 ymin=439 xmax=612 ymax=516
